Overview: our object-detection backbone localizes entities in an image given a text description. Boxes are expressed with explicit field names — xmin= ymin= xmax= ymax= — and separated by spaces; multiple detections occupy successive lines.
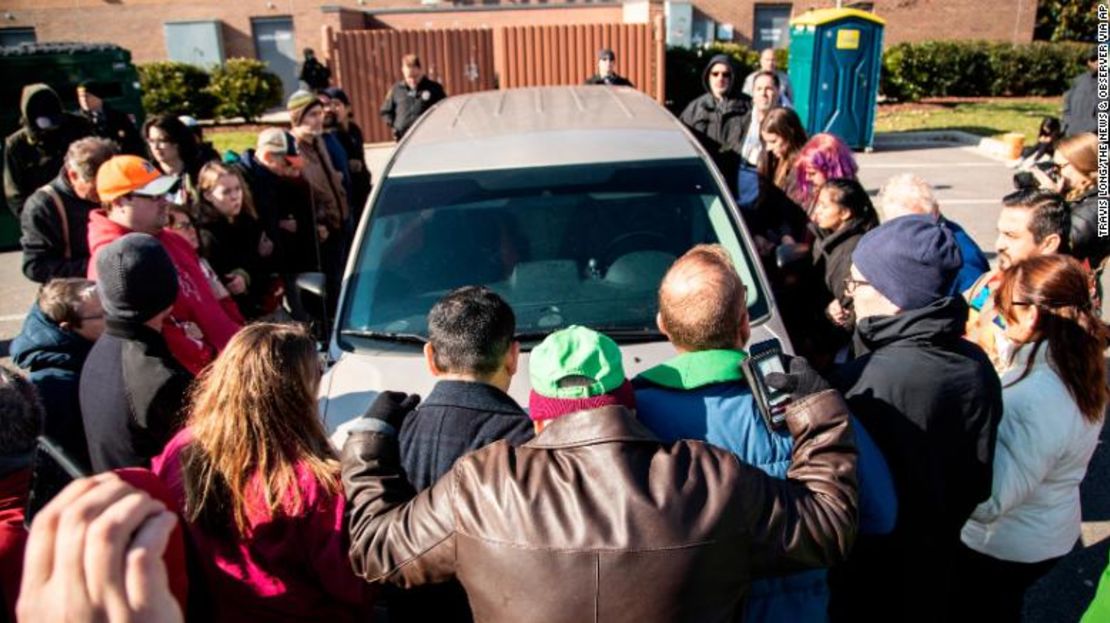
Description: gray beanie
xmin=96 ymin=233 xmax=178 ymax=323
xmin=851 ymin=214 xmax=962 ymax=310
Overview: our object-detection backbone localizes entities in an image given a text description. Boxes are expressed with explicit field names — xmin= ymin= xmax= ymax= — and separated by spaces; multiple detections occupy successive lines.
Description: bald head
xmin=879 ymin=173 xmax=940 ymax=221
xmin=657 ymin=244 xmax=749 ymax=352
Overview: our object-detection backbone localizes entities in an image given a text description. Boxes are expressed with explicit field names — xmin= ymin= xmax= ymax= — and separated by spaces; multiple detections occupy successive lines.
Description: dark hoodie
xmin=3 ymin=84 xmax=92 ymax=217
xmin=679 ymin=54 xmax=752 ymax=194
xmin=10 ymin=302 xmax=95 ymax=470
xmin=829 ymin=296 xmax=1002 ymax=622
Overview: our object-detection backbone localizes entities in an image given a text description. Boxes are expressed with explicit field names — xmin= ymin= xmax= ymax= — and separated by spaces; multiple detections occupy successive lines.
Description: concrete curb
xmin=874 ymin=130 xmax=1018 ymax=163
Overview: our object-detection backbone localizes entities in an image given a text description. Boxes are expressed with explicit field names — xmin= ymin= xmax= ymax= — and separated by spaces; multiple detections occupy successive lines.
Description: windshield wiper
xmin=339 ymin=329 xmax=428 ymax=344
xmin=514 ymin=327 xmax=664 ymax=344
xmin=592 ymin=327 xmax=665 ymax=342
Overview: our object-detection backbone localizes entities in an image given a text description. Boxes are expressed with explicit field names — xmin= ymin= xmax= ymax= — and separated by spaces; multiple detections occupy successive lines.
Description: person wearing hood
xmin=3 ymin=83 xmax=93 ymax=217
xmin=679 ymin=54 xmax=752 ymax=196
xmin=10 ymin=278 xmax=104 ymax=471
xmin=828 ymin=215 xmax=1003 ymax=623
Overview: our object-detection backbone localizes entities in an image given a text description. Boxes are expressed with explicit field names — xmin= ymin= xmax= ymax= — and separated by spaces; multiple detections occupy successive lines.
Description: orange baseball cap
xmin=96 ymin=155 xmax=179 ymax=203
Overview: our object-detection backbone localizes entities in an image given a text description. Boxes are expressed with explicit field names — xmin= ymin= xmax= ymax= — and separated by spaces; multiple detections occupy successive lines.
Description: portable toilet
xmin=788 ymin=8 xmax=884 ymax=150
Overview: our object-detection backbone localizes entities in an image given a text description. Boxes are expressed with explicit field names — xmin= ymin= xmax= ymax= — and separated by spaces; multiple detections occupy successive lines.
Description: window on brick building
xmin=753 ymin=4 xmax=791 ymax=50
xmin=0 ymin=27 xmax=36 ymax=48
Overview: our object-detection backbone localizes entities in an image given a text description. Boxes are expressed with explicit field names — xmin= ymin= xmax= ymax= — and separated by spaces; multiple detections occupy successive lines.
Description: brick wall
xmin=0 ymin=0 xmax=1038 ymax=66
xmin=694 ymin=0 xmax=1037 ymax=48
xmin=0 ymin=0 xmax=422 ymax=63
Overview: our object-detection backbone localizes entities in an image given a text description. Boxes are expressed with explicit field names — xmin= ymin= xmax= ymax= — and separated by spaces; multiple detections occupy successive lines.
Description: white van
xmin=319 ymin=85 xmax=791 ymax=437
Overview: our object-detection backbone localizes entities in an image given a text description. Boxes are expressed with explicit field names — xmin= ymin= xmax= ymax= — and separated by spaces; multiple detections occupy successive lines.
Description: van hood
xmin=320 ymin=321 xmax=791 ymax=446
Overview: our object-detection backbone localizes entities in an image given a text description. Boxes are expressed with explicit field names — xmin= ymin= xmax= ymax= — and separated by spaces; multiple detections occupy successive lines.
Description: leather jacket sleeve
xmin=741 ymin=389 xmax=860 ymax=576
xmin=342 ymin=431 xmax=458 ymax=588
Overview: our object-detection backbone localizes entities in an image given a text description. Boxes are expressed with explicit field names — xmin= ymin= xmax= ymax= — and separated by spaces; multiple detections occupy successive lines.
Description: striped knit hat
xmin=287 ymin=89 xmax=323 ymax=126
xmin=528 ymin=326 xmax=636 ymax=422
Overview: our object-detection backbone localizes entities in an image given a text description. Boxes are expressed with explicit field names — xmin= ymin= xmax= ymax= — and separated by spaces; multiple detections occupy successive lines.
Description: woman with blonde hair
xmin=195 ymin=161 xmax=279 ymax=318
xmin=1048 ymin=132 xmax=1106 ymax=270
xmin=957 ymin=254 xmax=1109 ymax=621
xmin=153 ymin=323 xmax=374 ymax=621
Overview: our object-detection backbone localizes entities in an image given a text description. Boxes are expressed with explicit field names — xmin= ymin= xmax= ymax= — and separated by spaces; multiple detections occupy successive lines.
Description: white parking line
xmin=0 ymin=313 xmax=26 ymax=323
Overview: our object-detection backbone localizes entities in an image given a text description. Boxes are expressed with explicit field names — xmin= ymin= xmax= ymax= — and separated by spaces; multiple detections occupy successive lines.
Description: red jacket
xmin=0 ymin=468 xmax=30 ymax=622
xmin=87 ymin=211 xmax=241 ymax=374
xmin=153 ymin=429 xmax=376 ymax=622
xmin=0 ymin=467 xmax=189 ymax=621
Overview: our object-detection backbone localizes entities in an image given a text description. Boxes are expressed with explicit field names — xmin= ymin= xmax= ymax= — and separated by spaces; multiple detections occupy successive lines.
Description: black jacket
xmin=20 ymin=169 xmax=98 ymax=283
xmin=380 ymin=77 xmax=447 ymax=140
xmin=1069 ymin=187 xmax=1109 ymax=268
xmin=829 ymin=297 xmax=1002 ymax=622
xmin=390 ymin=380 xmax=533 ymax=623
xmin=4 ymin=85 xmax=93 ymax=217
xmin=584 ymin=73 xmax=634 ymax=87
xmin=813 ymin=217 xmax=875 ymax=307
xmin=235 ymin=149 xmax=318 ymax=274
xmin=678 ymin=54 xmax=752 ymax=194
xmin=198 ymin=211 xmax=275 ymax=319
xmin=10 ymin=303 xmax=95 ymax=470
xmin=82 ymin=105 xmax=144 ymax=156
xmin=326 ymin=122 xmax=372 ymax=224
xmin=78 ymin=320 xmax=192 ymax=472
xmin=1062 ymin=70 xmax=1097 ymax=136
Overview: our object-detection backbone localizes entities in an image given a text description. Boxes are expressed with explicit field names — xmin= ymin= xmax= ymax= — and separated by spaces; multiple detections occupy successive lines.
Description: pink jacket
xmin=153 ymin=429 xmax=376 ymax=622
xmin=87 ymin=211 xmax=241 ymax=375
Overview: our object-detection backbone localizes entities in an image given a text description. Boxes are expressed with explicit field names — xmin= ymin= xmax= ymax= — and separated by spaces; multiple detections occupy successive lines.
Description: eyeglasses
xmin=169 ymin=220 xmax=195 ymax=231
xmin=844 ymin=277 xmax=870 ymax=295
xmin=710 ymin=70 xmax=732 ymax=78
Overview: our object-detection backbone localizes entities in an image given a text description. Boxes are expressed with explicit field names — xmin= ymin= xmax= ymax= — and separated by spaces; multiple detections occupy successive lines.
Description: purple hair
xmin=793 ymin=133 xmax=859 ymax=207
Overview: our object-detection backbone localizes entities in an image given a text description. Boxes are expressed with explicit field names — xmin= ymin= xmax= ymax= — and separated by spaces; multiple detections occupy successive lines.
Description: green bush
xmin=137 ymin=61 xmax=216 ymax=119
xmin=206 ymin=58 xmax=284 ymax=121
xmin=880 ymin=40 xmax=1088 ymax=101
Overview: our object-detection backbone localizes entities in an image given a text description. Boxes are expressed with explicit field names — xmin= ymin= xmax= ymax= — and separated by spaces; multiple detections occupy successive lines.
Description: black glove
xmin=765 ymin=356 xmax=831 ymax=399
xmin=363 ymin=391 xmax=421 ymax=431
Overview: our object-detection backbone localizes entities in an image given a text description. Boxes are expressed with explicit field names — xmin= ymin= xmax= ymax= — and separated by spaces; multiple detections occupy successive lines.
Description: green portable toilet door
xmin=811 ymin=20 xmax=881 ymax=149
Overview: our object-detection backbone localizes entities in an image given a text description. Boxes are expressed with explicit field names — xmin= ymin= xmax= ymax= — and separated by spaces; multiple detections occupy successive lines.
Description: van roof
xmin=388 ymin=85 xmax=701 ymax=177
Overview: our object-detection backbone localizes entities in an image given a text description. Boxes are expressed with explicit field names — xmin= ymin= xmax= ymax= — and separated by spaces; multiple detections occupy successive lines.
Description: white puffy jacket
xmin=961 ymin=342 xmax=1103 ymax=563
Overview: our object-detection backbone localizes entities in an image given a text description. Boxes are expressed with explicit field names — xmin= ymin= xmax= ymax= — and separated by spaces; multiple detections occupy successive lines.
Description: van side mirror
xmin=775 ymin=243 xmax=810 ymax=270
xmin=295 ymin=272 xmax=330 ymax=342
xmin=296 ymin=272 xmax=327 ymax=298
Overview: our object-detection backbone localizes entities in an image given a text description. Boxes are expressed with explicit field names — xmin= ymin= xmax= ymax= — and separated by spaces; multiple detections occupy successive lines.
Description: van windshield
xmin=338 ymin=159 xmax=767 ymax=346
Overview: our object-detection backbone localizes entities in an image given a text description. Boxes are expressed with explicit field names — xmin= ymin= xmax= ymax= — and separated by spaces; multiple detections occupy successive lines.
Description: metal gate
xmin=327 ymin=28 xmax=496 ymax=144
xmin=327 ymin=19 xmax=665 ymax=144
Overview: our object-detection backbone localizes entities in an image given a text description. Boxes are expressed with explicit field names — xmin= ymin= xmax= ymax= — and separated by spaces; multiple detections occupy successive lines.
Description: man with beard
xmin=323 ymin=86 xmax=372 ymax=222
xmin=964 ymin=189 xmax=1071 ymax=370
xmin=4 ymin=84 xmax=93 ymax=217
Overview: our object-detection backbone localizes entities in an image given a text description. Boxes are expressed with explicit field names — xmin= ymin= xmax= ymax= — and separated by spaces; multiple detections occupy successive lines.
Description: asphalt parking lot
xmin=0 ymin=140 xmax=1105 ymax=620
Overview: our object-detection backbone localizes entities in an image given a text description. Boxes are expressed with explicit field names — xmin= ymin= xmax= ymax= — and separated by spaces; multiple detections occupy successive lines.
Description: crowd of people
xmin=0 ymin=45 xmax=1108 ymax=623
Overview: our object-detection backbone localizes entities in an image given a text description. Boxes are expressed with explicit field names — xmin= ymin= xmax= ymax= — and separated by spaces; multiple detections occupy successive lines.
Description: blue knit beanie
xmin=851 ymin=214 xmax=962 ymax=310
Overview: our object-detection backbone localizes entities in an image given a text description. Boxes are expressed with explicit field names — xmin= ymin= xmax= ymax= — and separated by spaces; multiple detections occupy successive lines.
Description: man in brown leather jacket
xmin=342 ymin=326 xmax=859 ymax=623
